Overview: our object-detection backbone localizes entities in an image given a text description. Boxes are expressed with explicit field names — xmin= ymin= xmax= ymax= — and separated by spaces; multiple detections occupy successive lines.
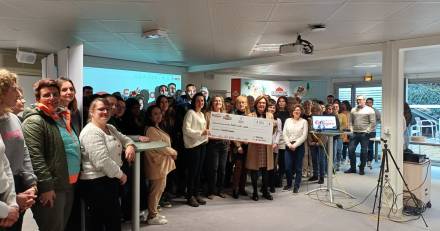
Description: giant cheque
xmin=209 ymin=112 xmax=273 ymax=145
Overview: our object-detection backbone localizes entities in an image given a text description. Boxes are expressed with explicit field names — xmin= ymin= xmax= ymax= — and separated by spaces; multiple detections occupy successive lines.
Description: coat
xmin=144 ymin=126 xmax=177 ymax=180
xmin=22 ymin=108 xmax=71 ymax=193
xmin=246 ymin=112 xmax=274 ymax=171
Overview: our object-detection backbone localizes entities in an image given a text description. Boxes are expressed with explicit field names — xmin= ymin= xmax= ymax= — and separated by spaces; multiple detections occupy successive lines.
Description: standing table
xmin=305 ymin=131 xmax=355 ymax=203
xmin=131 ymin=141 xmax=168 ymax=231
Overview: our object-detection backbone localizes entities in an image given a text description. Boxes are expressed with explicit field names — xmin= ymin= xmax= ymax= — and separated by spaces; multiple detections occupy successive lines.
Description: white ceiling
xmin=1 ymin=0 xmax=440 ymax=77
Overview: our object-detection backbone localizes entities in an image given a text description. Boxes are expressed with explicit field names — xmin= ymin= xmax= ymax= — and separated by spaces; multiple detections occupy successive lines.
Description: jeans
xmin=268 ymin=153 xmax=278 ymax=189
xmin=276 ymin=149 xmax=286 ymax=186
xmin=310 ymin=146 xmax=325 ymax=178
xmin=342 ymin=142 xmax=349 ymax=160
xmin=186 ymin=143 xmax=207 ymax=197
xmin=348 ymin=132 xmax=369 ymax=170
xmin=368 ymin=132 xmax=377 ymax=162
xmin=333 ymin=137 xmax=343 ymax=169
xmin=206 ymin=141 xmax=228 ymax=194
xmin=285 ymin=144 xmax=305 ymax=189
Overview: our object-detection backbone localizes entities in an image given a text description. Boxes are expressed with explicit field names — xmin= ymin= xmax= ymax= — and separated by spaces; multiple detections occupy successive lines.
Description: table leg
xmin=374 ymin=141 xmax=379 ymax=162
xmin=327 ymin=137 xmax=334 ymax=203
xmin=132 ymin=152 xmax=140 ymax=231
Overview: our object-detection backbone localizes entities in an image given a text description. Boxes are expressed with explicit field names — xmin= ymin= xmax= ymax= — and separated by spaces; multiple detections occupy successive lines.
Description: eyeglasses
xmin=40 ymin=92 xmax=60 ymax=99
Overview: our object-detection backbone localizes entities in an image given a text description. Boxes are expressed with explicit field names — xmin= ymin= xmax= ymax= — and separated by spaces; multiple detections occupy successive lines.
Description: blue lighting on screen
xmin=83 ymin=67 xmax=181 ymax=102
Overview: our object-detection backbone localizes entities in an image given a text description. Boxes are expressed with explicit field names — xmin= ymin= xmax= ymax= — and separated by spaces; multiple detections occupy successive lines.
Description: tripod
xmin=372 ymin=139 xmax=428 ymax=231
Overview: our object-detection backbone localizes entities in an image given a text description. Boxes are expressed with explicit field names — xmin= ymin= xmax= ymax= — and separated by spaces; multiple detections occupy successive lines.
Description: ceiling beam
xmin=188 ymin=42 xmax=384 ymax=73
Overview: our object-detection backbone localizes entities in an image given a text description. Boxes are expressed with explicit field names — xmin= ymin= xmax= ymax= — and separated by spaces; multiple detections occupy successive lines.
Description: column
xmin=381 ymin=41 xmax=405 ymax=215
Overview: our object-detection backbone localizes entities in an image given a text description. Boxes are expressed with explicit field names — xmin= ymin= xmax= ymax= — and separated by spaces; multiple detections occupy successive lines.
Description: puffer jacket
xmin=22 ymin=107 xmax=70 ymax=193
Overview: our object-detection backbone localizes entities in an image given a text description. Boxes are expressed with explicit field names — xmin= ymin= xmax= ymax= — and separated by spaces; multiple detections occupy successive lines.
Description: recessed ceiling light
xmin=142 ymin=29 xmax=167 ymax=39
xmin=353 ymin=63 xmax=382 ymax=68
xmin=309 ymin=24 xmax=327 ymax=32
xmin=251 ymin=43 xmax=282 ymax=52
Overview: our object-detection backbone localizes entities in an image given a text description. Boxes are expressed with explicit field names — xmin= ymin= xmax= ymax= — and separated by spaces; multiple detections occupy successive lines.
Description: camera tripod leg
xmin=386 ymin=148 xmax=429 ymax=228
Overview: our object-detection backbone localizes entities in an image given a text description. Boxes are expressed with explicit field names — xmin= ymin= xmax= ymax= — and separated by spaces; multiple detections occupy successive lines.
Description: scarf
xmin=36 ymin=103 xmax=72 ymax=133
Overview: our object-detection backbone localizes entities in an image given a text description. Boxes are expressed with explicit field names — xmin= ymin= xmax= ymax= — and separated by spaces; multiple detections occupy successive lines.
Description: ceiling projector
xmin=279 ymin=34 xmax=314 ymax=55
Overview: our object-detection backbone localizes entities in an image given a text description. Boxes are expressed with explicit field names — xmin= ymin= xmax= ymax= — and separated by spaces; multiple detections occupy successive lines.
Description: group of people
xmin=0 ymin=67 xmax=383 ymax=231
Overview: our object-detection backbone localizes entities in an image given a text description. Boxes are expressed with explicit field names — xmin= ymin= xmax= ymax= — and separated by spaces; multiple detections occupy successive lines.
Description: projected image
xmin=83 ymin=67 xmax=182 ymax=105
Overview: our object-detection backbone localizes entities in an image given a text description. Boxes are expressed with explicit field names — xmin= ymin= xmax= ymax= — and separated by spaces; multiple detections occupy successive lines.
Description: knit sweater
xmin=182 ymin=109 xmax=208 ymax=148
xmin=0 ymin=134 xmax=19 ymax=218
xmin=283 ymin=118 xmax=308 ymax=149
xmin=79 ymin=123 xmax=134 ymax=180
xmin=0 ymin=113 xmax=37 ymax=188
xmin=56 ymin=119 xmax=80 ymax=184
xmin=350 ymin=106 xmax=376 ymax=133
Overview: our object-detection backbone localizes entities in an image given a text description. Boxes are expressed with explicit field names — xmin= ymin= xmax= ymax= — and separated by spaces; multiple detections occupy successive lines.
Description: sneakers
xmin=283 ymin=185 xmax=292 ymax=191
xmin=187 ymin=196 xmax=199 ymax=207
xmin=317 ymin=177 xmax=324 ymax=184
xmin=359 ymin=168 xmax=365 ymax=175
xmin=196 ymin=196 xmax=206 ymax=205
xmin=367 ymin=161 xmax=372 ymax=169
xmin=147 ymin=216 xmax=168 ymax=225
xmin=344 ymin=169 xmax=356 ymax=174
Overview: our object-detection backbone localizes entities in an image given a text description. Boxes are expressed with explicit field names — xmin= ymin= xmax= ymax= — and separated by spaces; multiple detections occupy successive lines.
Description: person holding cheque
xmin=246 ymin=96 xmax=275 ymax=201
xmin=204 ymin=96 xmax=229 ymax=199
xmin=282 ymin=104 xmax=308 ymax=193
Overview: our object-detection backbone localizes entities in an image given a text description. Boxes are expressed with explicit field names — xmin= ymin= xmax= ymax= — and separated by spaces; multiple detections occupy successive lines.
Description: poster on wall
xmin=240 ymin=80 xmax=290 ymax=99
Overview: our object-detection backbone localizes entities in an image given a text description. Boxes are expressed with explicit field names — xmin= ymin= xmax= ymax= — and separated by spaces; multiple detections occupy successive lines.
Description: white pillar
xmin=381 ymin=41 xmax=405 ymax=215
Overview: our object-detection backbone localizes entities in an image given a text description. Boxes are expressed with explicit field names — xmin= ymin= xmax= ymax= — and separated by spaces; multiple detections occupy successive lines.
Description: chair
xmin=410 ymin=124 xmax=421 ymax=137
xmin=415 ymin=117 xmax=437 ymax=138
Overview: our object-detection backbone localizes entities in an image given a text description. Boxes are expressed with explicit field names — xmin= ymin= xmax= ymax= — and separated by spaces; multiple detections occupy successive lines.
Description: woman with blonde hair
xmin=231 ymin=95 xmax=250 ymax=199
xmin=205 ymin=95 xmax=229 ymax=199
xmin=79 ymin=97 xmax=135 ymax=231
xmin=247 ymin=96 xmax=274 ymax=201
xmin=0 ymin=69 xmax=23 ymax=229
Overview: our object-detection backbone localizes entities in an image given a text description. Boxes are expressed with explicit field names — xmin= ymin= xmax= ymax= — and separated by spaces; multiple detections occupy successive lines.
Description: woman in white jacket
xmin=282 ymin=104 xmax=308 ymax=193
xmin=182 ymin=92 xmax=208 ymax=207
xmin=79 ymin=98 xmax=136 ymax=231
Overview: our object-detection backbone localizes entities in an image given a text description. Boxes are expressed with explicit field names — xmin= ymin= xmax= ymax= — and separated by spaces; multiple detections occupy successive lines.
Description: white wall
xmin=16 ymin=75 xmax=42 ymax=107
xmin=182 ymin=72 xmax=233 ymax=96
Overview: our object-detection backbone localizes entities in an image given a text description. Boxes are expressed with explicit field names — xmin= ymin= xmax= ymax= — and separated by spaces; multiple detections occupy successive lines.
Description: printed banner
xmin=209 ymin=112 xmax=273 ymax=145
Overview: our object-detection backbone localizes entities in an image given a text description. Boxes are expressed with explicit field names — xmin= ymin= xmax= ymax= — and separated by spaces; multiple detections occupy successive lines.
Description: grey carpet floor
xmin=23 ymin=162 xmax=439 ymax=230
xmin=124 ymin=163 xmax=438 ymax=231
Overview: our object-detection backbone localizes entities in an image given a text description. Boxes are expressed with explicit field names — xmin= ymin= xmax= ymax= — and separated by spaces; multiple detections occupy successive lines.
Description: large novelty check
xmin=208 ymin=112 xmax=273 ymax=145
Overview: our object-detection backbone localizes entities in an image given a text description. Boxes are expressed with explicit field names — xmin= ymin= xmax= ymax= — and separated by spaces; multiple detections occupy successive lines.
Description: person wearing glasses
xmin=22 ymin=79 xmax=80 ymax=231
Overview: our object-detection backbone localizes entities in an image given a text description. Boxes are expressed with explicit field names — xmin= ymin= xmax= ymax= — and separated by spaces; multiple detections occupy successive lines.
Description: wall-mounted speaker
xmin=16 ymin=48 xmax=37 ymax=64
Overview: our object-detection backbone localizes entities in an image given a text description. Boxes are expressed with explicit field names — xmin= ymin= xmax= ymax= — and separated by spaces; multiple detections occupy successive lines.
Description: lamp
xmin=364 ymin=72 xmax=373 ymax=82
